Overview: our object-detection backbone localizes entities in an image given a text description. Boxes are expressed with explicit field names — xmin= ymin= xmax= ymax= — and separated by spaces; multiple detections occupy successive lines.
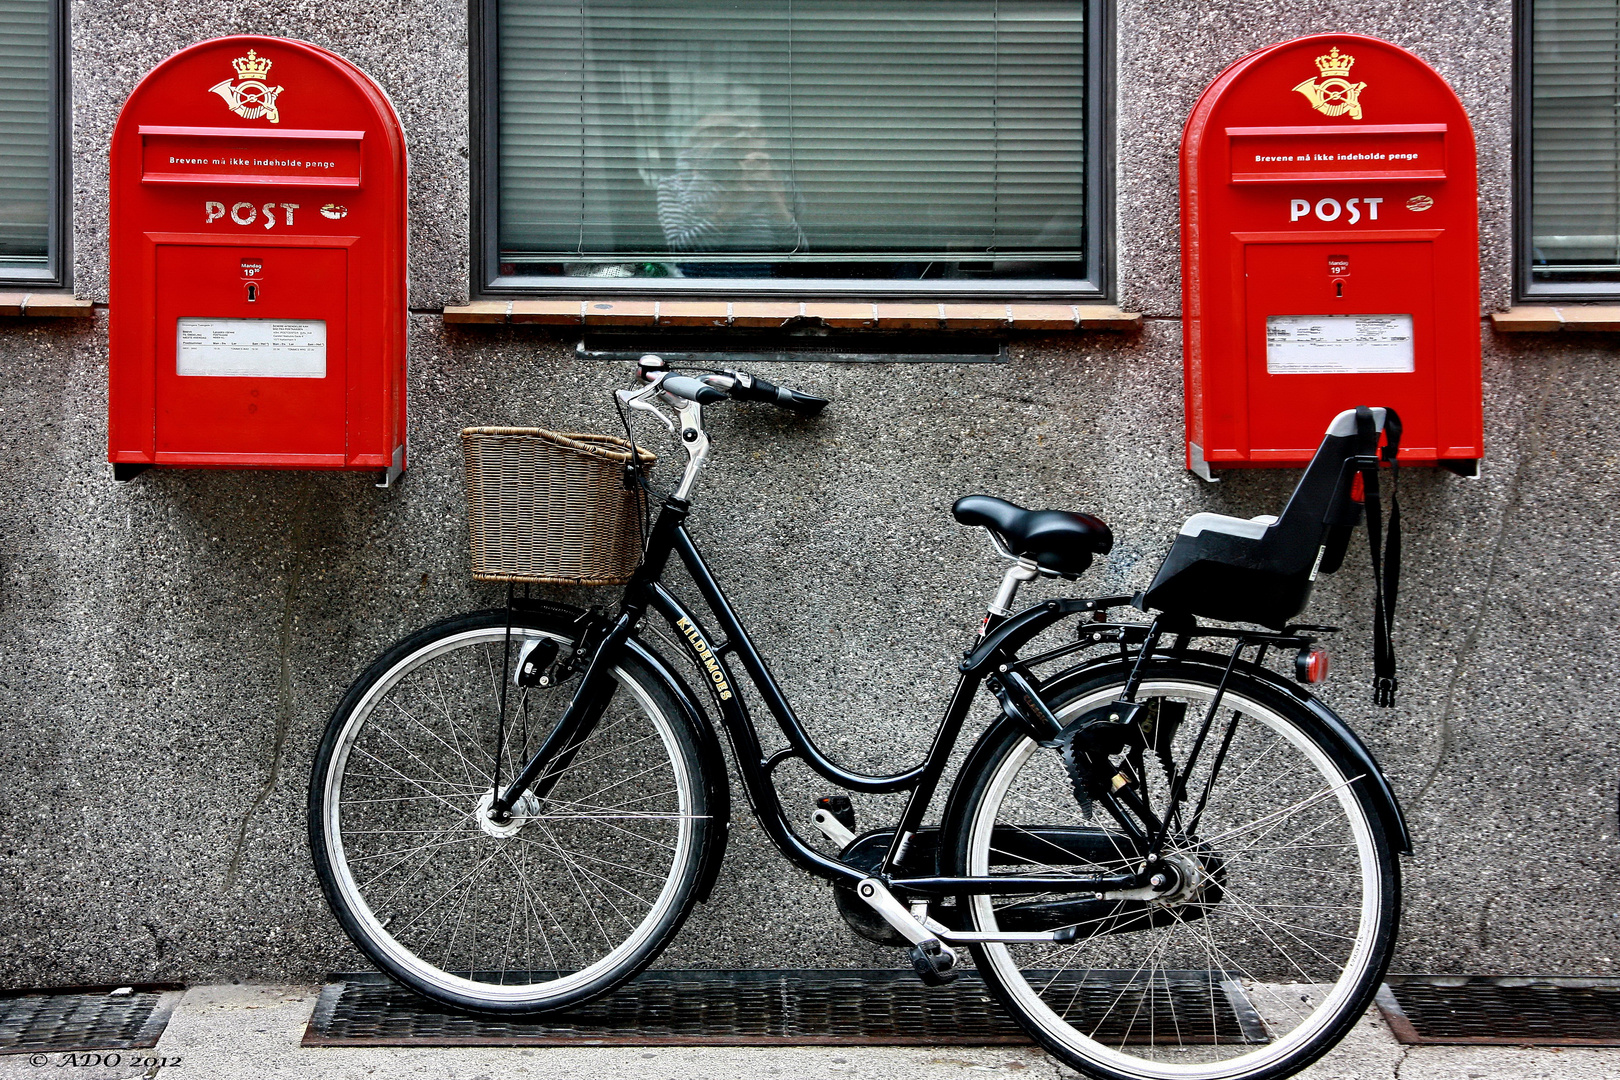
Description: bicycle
xmin=309 ymin=356 xmax=1410 ymax=1080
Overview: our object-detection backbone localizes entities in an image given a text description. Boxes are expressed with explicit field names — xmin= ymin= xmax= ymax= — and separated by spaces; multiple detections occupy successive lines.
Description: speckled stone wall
xmin=0 ymin=0 xmax=1616 ymax=986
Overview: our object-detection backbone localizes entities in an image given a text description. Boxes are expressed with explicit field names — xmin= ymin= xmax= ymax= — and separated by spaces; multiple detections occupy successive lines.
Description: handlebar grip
xmin=660 ymin=374 xmax=728 ymax=404
xmin=723 ymin=370 xmax=829 ymax=416
xmin=770 ymin=384 xmax=830 ymax=415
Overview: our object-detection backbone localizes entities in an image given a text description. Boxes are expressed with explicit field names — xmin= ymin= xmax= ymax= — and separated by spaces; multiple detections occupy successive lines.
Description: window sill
xmin=443 ymin=299 xmax=1141 ymax=332
xmin=1491 ymin=305 xmax=1620 ymax=332
xmin=0 ymin=292 xmax=93 ymax=318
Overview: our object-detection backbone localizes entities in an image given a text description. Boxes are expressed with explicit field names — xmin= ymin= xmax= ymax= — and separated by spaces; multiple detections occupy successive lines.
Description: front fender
xmin=624 ymin=636 xmax=734 ymax=901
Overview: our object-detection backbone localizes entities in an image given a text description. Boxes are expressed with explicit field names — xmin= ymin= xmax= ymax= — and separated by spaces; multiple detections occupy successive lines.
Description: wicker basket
xmin=461 ymin=427 xmax=656 ymax=585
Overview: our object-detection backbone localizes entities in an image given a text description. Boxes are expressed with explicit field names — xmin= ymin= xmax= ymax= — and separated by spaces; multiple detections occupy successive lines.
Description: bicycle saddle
xmin=952 ymin=495 xmax=1113 ymax=578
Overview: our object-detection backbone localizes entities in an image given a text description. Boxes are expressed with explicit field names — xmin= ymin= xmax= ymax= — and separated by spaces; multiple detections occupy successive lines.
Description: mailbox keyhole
xmin=1333 ymin=278 xmax=1345 ymax=299
xmin=246 ymin=282 xmax=259 ymax=302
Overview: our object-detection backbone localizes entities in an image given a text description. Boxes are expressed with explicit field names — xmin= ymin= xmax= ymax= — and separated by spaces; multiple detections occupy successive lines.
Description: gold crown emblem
xmin=1314 ymin=47 xmax=1355 ymax=79
xmin=232 ymin=50 xmax=272 ymax=81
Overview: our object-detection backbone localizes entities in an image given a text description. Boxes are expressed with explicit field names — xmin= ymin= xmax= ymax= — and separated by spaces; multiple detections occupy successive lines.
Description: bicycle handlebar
xmin=659 ymin=374 xmax=728 ymax=405
xmin=636 ymin=354 xmax=829 ymax=416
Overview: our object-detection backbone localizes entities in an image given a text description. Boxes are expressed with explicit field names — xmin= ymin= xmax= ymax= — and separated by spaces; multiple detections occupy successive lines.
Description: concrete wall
xmin=2 ymin=0 xmax=1617 ymax=985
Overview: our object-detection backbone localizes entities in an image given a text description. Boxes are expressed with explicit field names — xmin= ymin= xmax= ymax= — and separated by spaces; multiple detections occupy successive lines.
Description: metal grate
xmin=304 ymin=969 xmax=1264 ymax=1047
xmin=1378 ymin=975 xmax=1620 ymax=1046
xmin=0 ymin=985 xmax=185 ymax=1055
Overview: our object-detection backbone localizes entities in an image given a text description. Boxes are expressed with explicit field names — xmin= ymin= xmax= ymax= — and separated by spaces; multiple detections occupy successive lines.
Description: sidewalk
xmin=1 ymin=983 xmax=1615 ymax=1080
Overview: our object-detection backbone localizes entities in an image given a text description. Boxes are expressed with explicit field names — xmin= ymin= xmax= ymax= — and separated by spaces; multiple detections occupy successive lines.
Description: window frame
xmin=1515 ymin=0 xmax=1620 ymax=301
xmin=0 ymin=0 xmax=69 ymax=288
xmin=470 ymin=0 xmax=1113 ymax=301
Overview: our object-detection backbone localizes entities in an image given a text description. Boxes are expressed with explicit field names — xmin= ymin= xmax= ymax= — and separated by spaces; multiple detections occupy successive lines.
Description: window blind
xmin=0 ymin=0 xmax=50 ymax=267
xmin=497 ymin=0 xmax=1088 ymax=276
xmin=1531 ymin=0 xmax=1620 ymax=276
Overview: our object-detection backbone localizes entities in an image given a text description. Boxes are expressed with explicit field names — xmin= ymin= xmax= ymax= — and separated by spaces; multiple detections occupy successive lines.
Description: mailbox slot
xmin=140 ymin=126 xmax=365 ymax=187
xmin=1228 ymin=124 xmax=1447 ymax=183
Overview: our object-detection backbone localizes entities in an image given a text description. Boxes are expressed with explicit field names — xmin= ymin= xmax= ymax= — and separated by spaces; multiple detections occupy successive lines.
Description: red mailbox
xmin=109 ymin=36 xmax=407 ymax=483
xmin=1181 ymin=33 xmax=1482 ymax=478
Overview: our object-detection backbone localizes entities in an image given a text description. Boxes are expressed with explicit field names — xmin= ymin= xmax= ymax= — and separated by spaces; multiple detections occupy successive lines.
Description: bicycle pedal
xmin=908 ymin=939 xmax=959 ymax=986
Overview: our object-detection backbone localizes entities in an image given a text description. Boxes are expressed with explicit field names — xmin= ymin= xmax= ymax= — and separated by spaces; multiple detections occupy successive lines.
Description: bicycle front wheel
xmin=949 ymin=660 xmax=1399 ymax=1080
xmin=309 ymin=609 xmax=711 ymax=1014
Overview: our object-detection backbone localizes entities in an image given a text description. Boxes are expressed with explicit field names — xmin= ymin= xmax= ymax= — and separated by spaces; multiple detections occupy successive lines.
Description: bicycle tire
xmin=946 ymin=658 xmax=1400 ymax=1080
xmin=309 ymin=608 xmax=711 ymax=1014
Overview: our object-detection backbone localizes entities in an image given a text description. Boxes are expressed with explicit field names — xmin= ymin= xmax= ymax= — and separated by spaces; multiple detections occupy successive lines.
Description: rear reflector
xmin=1295 ymin=647 xmax=1330 ymax=684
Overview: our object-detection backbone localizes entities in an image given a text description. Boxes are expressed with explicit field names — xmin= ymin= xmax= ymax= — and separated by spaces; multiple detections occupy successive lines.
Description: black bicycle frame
xmin=492 ymin=495 xmax=1145 ymax=898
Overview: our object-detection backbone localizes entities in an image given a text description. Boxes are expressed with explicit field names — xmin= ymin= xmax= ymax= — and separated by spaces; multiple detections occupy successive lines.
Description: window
xmin=478 ymin=0 xmax=1108 ymax=296
xmin=1522 ymin=0 xmax=1620 ymax=297
xmin=0 ymin=0 xmax=63 ymax=285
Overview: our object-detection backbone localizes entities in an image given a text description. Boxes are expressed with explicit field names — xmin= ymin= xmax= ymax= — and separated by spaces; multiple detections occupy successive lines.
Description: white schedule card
xmin=176 ymin=318 xmax=327 ymax=378
xmin=1265 ymin=314 xmax=1414 ymax=375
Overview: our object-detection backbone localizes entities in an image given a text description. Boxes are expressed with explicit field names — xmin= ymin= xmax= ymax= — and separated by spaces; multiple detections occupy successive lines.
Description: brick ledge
xmin=444 ymin=299 xmax=1140 ymax=332
xmin=1491 ymin=305 xmax=1620 ymax=332
xmin=0 ymin=292 xmax=94 ymax=318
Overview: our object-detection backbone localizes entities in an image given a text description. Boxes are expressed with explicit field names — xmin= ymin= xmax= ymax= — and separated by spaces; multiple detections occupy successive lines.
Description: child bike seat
xmin=1142 ymin=407 xmax=1397 ymax=630
xmin=953 ymin=495 xmax=1113 ymax=578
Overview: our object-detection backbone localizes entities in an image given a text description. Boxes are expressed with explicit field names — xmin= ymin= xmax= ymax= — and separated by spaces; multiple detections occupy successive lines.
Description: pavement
xmin=0 ymin=983 xmax=1616 ymax=1080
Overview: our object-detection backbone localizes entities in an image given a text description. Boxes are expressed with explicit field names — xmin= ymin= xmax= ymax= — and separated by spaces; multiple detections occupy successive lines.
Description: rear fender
xmin=1183 ymin=654 xmax=1413 ymax=855
xmin=942 ymin=655 xmax=1411 ymax=858
xmin=1266 ymin=675 xmax=1412 ymax=854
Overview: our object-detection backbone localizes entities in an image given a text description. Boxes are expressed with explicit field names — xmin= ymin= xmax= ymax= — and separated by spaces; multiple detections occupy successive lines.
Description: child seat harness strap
xmin=1356 ymin=406 xmax=1402 ymax=707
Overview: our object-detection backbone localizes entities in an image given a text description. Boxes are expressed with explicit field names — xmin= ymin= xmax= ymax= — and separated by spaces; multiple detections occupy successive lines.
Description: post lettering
xmin=230 ymin=201 xmax=257 ymax=225
xmin=278 ymin=203 xmax=299 ymax=226
xmin=204 ymin=201 xmax=225 ymax=224
xmin=1288 ymin=195 xmax=1385 ymax=225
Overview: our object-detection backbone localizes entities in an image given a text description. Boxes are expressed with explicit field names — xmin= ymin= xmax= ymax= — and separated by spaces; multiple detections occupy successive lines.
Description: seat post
xmin=988 ymin=557 xmax=1040 ymax=617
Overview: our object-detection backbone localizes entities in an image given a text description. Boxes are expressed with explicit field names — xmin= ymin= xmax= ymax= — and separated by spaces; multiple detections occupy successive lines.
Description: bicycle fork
xmin=488 ymin=498 xmax=689 ymax=823
xmin=486 ymin=608 xmax=636 ymax=822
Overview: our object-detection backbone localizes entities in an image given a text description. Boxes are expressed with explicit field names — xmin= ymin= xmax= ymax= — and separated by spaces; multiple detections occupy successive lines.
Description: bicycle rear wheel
xmin=309 ymin=609 xmax=711 ymax=1014
xmin=948 ymin=660 xmax=1399 ymax=1080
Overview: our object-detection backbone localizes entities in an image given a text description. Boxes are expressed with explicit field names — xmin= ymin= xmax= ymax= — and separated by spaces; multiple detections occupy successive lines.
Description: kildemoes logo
xmin=676 ymin=617 xmax=734 ymax=701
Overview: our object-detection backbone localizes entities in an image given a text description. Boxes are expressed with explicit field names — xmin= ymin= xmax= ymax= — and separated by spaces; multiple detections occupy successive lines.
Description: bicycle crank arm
xmin=855 ymin=878 xmax=964 ymax=986
xmin=855 ymin=878 xmax=945 ymax=948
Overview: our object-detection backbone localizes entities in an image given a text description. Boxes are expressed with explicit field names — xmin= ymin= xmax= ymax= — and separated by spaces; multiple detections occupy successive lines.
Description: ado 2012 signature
xmin=27 ymin=1052 xmax=181 ymax=1068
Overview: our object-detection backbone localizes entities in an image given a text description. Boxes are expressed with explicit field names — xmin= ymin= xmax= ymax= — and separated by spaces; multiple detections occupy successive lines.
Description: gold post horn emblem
xmin=1292 ymin=47 xmax=1366 ymax=120
xmin=208 ymin=49 xmax=284 ymax=124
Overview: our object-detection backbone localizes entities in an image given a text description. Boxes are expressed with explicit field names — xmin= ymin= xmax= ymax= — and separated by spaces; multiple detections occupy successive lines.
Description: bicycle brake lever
xmin=616 ymin=386 xmax=676 ymax=432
